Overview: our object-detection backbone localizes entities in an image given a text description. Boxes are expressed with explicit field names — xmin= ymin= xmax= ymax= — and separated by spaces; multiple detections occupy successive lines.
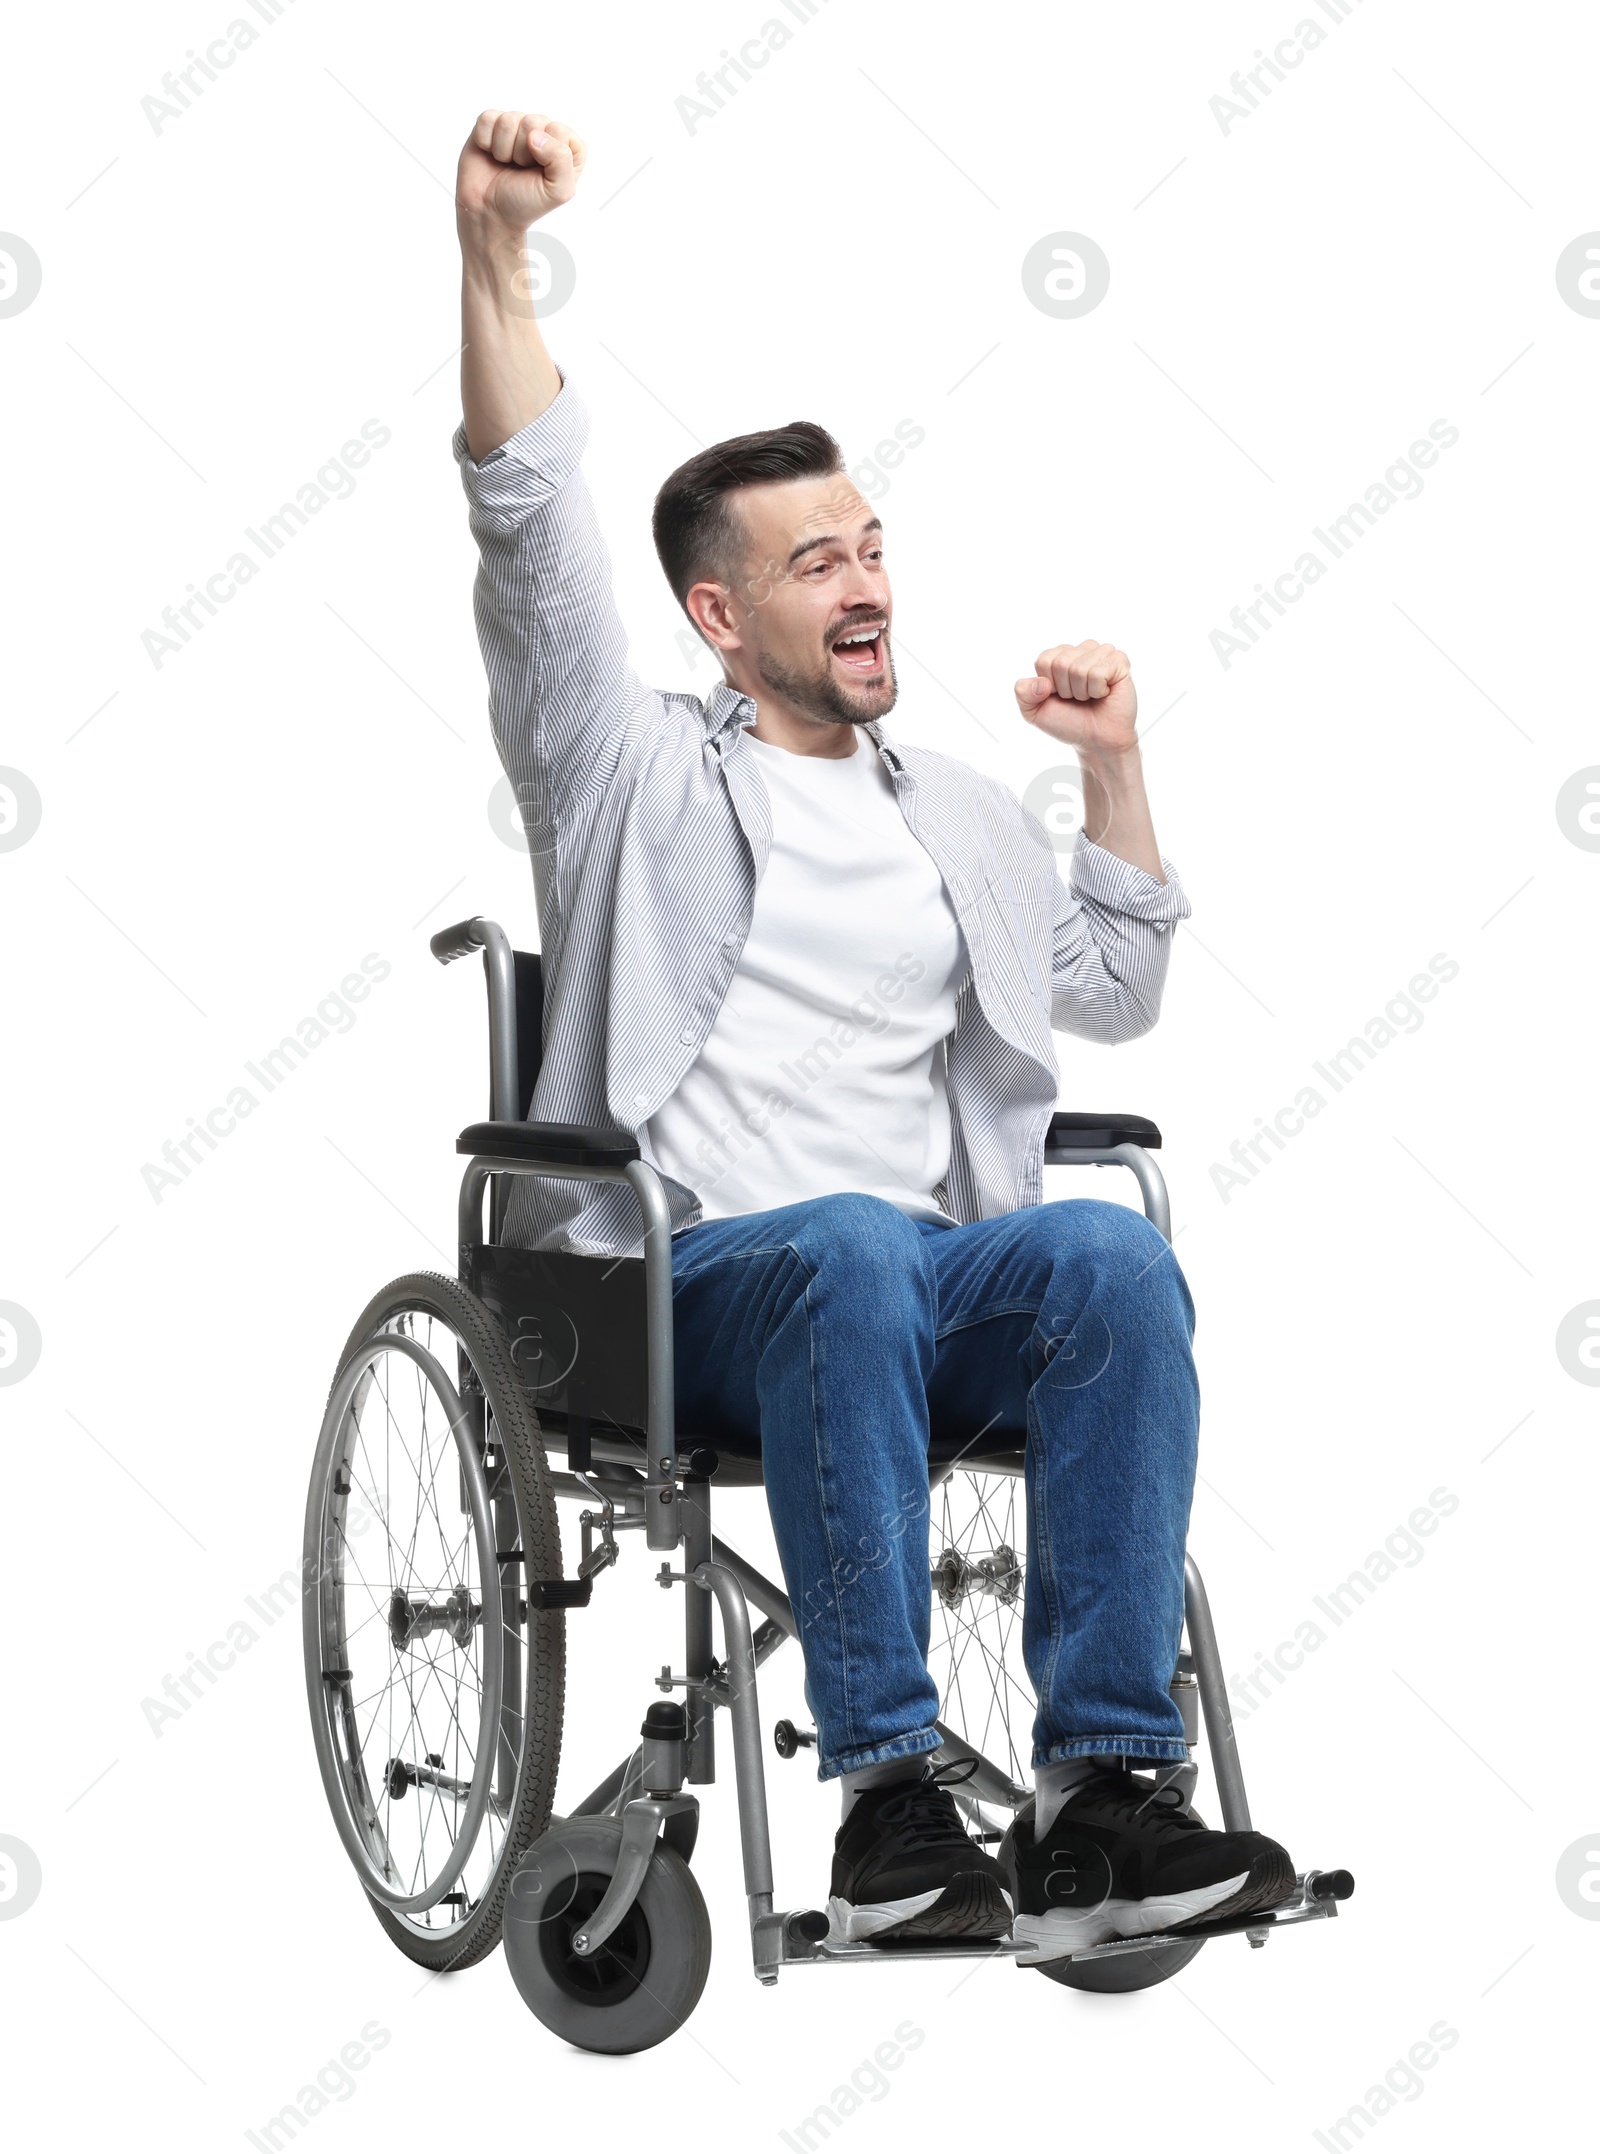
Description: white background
xmin=2 ymin=0 xmax=1596 ymax=2145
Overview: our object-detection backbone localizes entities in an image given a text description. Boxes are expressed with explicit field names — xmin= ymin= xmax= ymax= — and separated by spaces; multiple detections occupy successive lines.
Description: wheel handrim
xmin=305 ymin=1321 xmax=507 ymax=1918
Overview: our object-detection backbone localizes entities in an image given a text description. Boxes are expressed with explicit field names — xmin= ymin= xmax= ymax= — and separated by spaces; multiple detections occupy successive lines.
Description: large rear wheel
xmin=304 ymin=1271 xmax=564 ymax=1971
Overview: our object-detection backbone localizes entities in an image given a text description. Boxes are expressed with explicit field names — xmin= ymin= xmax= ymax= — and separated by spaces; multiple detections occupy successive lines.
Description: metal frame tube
xmin=480 ymin=922 xmax=518 ymax=1241
xmin=690 ymin=1561 xmax=774 ymax=1938
xmin=682 ymin=1485 xmax=716 ymax=1782
xmin=571 ymin=1753 xmax=633 ymax=1819
xmin=477 ymin=923 xmax=519 ymax=1122
xmin=928 ymin=1722 xmax=1028 ymax=1808
xmin=624 ymin=1158 xmax=679 ymax=1549
xmin=1184 ymin=1554 xmax=1251 ymax=1831
xmin=708 ymin=1537 xmax=798 ymax=1637
xmin=430 ymin=916 xmax=521 ymax=1238
xmin=1043 ymin=1141 xmax=1171 ymax=1242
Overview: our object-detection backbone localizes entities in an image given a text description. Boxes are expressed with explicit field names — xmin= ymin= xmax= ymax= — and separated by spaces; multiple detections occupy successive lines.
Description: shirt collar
xmin=705 ymin=681 xmax=756 ymax=738
xmin=704 ymin=683 xmax=906 ymax=772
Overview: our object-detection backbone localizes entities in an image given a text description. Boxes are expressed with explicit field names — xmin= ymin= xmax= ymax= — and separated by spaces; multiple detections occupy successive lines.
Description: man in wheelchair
xmin=452 ymin=108 xmax=1294 ymax=1961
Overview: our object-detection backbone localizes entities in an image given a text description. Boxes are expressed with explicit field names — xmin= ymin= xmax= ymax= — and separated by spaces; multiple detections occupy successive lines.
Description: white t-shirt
xmin=644 ymin=729 xmax=969 ymax=1223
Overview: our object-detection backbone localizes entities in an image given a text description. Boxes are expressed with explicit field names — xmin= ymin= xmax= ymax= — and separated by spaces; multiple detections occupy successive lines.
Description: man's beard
xmin=757 ymin=637 xmax=899 ymax=727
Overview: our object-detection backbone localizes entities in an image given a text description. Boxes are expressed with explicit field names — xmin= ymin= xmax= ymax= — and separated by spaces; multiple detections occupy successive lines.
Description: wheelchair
xmin=303 ymin=913 xmax=1353 ymax=2054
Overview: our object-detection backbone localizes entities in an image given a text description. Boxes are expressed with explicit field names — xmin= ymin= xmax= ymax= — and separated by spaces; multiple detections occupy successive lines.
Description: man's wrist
xmin=1076 ymin=741 xmax=1144 ymax=792
xmin=458 ymin=213 xmax=530 ymax=284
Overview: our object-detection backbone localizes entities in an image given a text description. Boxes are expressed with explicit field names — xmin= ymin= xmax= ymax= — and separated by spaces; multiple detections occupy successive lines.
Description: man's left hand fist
xmin=1015 ymin=641 xmax=1138 ymax=756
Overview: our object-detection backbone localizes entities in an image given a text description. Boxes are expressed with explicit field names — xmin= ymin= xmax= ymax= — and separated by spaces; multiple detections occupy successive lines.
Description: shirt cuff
xmin=1069 ymin=833 xmax=1192 ymax=924
xmin=452 ymin=373 xmax=587 ymax=518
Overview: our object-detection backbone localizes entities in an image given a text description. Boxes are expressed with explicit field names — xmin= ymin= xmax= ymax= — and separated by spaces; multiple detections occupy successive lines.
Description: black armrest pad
xmin=457 ymin=1120 xmax=641 ymax=1167
xmin=1047 ymin=1111 xmax=1162 ymax=1152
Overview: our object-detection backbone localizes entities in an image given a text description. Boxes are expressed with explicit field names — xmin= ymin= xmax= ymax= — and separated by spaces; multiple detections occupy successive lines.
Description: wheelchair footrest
xmin=1044 ymin=1864 xmax=1355 ymax=1961
xmin=528 ymin=1577 xmax=594 ymax=1609
xmin=766 ymin=1865 xmax=1353 ymax=1970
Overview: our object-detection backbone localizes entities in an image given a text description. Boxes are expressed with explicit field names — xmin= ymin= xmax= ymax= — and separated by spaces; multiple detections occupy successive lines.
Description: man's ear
xmin=685 ymin=580 xmax=744 ymax=652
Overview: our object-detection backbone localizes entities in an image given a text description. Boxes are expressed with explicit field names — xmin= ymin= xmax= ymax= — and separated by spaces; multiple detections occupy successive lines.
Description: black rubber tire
xmin=503 ymin=1817 xmax=712 ymax=2054
xmin=319 ymin=1271 xmax=565 ymax=1973
xmin=1032 ymin=1934 xmax=1206 ymax=1992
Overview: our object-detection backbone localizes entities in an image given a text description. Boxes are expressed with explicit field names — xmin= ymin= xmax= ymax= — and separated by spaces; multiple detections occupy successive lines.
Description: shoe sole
xmin=1011 ymin=1846 xmax=1298 ymax=1964
xmin=827 ymin=1872 xmax=1014 ymax=1946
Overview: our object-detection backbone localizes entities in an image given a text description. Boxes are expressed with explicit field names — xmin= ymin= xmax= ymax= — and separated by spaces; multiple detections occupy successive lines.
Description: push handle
xmin=428 ymin=915 xmax=519 ymax=1121
xmin=431 ymin=915 xmax=497 ymax=966
xmin=430 ymin=913 xmax=521 ymax=1212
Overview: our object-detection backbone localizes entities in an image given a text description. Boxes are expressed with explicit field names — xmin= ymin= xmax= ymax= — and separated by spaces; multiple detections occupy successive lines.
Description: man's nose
xmin=838 ymin=563 xmax=889 ymax=618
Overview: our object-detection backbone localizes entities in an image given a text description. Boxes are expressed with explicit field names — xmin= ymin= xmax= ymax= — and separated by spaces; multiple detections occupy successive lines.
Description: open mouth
xmin=830 ymin=622 xmax=887 ymax=676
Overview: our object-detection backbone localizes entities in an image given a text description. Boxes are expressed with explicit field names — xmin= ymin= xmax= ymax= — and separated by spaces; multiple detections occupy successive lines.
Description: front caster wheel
xmin=503 ymin=1817 xmax=711 ymax=2054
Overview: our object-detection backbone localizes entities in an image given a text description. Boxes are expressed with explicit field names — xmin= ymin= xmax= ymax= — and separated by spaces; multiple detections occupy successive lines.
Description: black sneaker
xmin=827 ymin=1764 xmax=1013 ymax=1945
xmin=999 ymin=1766 xmax=1295 ymax=1962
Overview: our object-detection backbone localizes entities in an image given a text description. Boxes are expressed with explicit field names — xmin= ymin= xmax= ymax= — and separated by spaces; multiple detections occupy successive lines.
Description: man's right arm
xmin=454 ymin=110 xmax=651 ymax=826
xmin=457 ymin=110 xmax=575 ymax=458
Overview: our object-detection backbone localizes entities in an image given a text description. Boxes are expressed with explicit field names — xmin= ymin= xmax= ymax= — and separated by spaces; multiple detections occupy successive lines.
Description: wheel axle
xmin=388 ymin=1585 xmax=481 ymax=1649
xmin=931 ymin=1544 xmax=1021 ymax=1609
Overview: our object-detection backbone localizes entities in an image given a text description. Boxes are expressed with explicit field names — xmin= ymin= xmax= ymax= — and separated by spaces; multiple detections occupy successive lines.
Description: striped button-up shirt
xmin=455 ymin=382 xmax=1191 ymax=1256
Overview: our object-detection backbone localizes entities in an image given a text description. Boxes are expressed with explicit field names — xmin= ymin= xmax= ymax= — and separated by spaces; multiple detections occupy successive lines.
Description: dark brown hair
xmin=652 ymin=421 xmax=843 ymax=607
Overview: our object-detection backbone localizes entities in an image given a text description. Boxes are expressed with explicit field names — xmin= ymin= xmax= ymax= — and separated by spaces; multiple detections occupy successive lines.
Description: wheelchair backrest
xmin=511 ymin=950 xmax=544 ymax=1121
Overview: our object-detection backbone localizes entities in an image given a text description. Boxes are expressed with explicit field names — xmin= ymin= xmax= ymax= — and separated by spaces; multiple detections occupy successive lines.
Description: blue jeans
xmin=670 ymin=1192 xmax=1200 ymax=1777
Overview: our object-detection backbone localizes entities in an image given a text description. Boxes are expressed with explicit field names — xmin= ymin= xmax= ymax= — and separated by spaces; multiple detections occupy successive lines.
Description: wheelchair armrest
xmin=1046 ymin=1111 xmax=1162 ymax=1153
xmin=456 ymin=1120 xmax=641 ymax=1169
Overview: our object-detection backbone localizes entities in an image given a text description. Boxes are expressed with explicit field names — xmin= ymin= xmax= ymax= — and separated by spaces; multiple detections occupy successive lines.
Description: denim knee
xmin=786 ymin=1192 xmax=936 ymax=1290
xmin=1029 ymin=1198 xmax=1194 ymax=1354
xmin=1035 ymin=1195 xmax=1167 ymax=1264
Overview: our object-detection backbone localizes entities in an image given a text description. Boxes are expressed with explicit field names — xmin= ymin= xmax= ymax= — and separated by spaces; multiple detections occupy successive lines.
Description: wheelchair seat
xmin=664 ymin=1421 xmax=1026 ymax=1481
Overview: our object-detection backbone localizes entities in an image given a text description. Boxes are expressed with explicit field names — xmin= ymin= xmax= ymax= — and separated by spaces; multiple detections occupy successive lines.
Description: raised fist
xmin=456 ymin=110 xmax=587 ymax=234
xmin=1015 ymin=641 xmax=1138 ymax=757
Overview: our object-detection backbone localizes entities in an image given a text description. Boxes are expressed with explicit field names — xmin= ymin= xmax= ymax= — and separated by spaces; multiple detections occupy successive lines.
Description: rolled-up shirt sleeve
xmin=1049 ymin=833 xmax=1192 ymax=1042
